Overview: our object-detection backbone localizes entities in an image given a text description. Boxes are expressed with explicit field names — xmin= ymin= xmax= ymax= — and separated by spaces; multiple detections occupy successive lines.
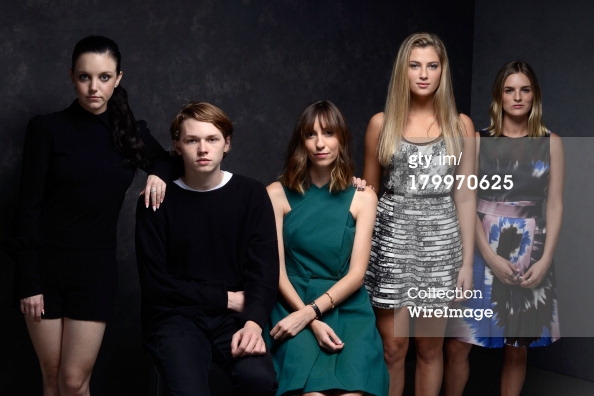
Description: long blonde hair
xmin=487 ymin=60 xmax=548 ymax=137
xmin=377 ymin=32 xmax=463 ymax=167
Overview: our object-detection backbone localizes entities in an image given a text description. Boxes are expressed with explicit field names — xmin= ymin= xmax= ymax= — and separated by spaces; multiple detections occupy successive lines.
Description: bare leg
xmin=444 ymin=339 xmax=472 ymax=396
xmin=500 ymin=345 xmax=527 ymax=396
xmin=59 ymin=318 xmax=106 ymax=396
xmin=25 ymin=318 xmax=63 ymax=396
xmin=414 ymin=316 xmax=448 ymax=396
xmin=375 ymin=307 xmax=409 ymax=396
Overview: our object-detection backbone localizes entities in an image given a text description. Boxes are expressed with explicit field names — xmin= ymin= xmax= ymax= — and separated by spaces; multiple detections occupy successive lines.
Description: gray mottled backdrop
xmin=472 ymin=0 xmax=594 ymax=384
xmin=3 ymin=1 xmax=593 ymax=395
xmin=0 ymin=1 xmax=474 ymax=395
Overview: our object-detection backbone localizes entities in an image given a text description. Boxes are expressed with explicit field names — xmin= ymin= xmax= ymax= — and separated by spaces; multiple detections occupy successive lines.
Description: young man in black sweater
xmin=136 ymin=102 xmax=279 ymax=396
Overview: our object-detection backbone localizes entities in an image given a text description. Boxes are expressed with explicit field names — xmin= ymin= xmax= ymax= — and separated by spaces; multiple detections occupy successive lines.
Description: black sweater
xmin=12 ymin=101 xmax=171 ymax=298
xmin=135 ymin=176 xmax=279 ymax=334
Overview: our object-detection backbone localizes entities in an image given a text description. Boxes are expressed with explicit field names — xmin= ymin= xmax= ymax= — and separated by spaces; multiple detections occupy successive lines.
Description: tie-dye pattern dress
xmin=448 ymin=131 xmax=560 ymax=347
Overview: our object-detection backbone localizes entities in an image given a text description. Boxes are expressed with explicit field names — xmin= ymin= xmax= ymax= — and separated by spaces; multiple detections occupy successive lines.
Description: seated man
xmin=136 ymin=101 xmax=279 ymax=396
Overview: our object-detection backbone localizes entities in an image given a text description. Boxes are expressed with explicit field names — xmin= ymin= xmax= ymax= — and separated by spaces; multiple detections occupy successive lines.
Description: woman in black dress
xmin=15 ymin=36 xmax=171 ymax=396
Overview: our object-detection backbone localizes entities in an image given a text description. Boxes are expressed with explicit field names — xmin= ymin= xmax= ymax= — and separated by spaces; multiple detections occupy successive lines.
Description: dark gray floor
xmin=400 ymin=347 xmax=594 ymax=396
xmin=463 ymin=348 xmax=594 ymax=396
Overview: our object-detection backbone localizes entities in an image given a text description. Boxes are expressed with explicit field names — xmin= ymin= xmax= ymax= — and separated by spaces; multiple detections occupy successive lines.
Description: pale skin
xmin=19 ymin=50 xmax=166 ymax=396
xmin=174 ymin=119 xmax=267 ymax=358
xmin=362 ymin=46 xmax=476 ymax=396
xmin=267 ymin=117 xmax=377 ymax=396
xmin=444 ymin=72 xmax=565 ymax=396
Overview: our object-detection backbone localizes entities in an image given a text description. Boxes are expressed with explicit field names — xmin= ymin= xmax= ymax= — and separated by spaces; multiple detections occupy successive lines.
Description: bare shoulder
xmin=549 ymin=132 xmax=562 ymax=140
xmin=266 ymin=181 xmax=284 ymax=196
xmin=549 ymin=132 xmax=564 ymax=156
xmin=266 ymin=181 xmax=290 ymax=210
xmin=357 ymin=186 xmax=378 ymax=203
xmin=365 ymin=112 xmax=385 ymax=146
xmin=368 ymin=112 xmax=385 ymax=131
xmin=352 ymin=186 xmax=378 ymax=214
xmin=549 ymin=132 xmax=563 ymax=148
xmin=458 ymin=113 xmax=475 ymax=137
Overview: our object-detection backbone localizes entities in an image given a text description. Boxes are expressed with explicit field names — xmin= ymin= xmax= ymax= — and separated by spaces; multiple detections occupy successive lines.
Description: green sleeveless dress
xmin=268 ymin=184 xmax=388 ymax=396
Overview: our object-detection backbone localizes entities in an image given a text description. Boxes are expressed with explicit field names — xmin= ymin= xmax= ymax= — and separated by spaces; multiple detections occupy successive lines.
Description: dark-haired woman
xmin=266 ymin=101 xmax=388 ymax=396
xmin=15 ymin=36 xmax=171 ymax=396
xmin=444 ymin=61 xmax=564 ymax=396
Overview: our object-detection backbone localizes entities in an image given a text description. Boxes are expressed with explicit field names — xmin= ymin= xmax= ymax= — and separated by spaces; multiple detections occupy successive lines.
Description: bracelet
xmin=309 ymin=301 xmax=323 ymax=320
xmin=325 ymin=292 xmax=335 ymax=309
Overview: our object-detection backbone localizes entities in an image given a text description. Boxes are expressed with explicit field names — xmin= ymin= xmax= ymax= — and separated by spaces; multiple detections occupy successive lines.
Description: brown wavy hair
xmin=279 ymin=101 xmax=354 ymax=194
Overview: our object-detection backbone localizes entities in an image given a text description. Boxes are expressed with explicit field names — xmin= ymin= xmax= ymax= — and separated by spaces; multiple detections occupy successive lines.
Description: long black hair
xmin=72 ymin=35 xmax=145 ymax=167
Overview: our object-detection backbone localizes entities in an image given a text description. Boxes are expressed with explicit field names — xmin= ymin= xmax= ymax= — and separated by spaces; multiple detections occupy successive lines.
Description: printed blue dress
xmin=448 ymin=131 xmax=560 ymax=347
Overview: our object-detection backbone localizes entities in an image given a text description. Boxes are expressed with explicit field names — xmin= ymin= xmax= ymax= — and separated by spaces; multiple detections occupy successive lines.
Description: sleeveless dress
xmin=268 ymin=184 xmax=388 ymax=396
xmin=447 ymin=131 xmax=560 ymax=347
xmin=366 ymin=137 xmax=462 ymax=309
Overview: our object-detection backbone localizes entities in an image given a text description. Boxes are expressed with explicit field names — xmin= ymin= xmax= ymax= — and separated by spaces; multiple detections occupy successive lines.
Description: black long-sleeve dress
xmin=11 ymin=100 xmax=171 ymax=320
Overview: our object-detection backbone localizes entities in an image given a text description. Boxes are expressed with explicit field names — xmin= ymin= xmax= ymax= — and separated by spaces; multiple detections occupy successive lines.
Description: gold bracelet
xmin=325 ymin=292 xmax=335 ymax=309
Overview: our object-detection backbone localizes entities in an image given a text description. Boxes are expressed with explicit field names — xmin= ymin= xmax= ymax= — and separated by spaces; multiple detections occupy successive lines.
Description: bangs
xmin=301 ymin=107 xmax=343 ymax=139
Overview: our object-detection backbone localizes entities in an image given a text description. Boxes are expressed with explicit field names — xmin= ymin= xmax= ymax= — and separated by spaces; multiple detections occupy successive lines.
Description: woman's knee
xmin=382 ymin=336 xmax=409 ymax=366
xmin=415 ymin=337 xmax=445 ymax=361
xmin=39 ymin=362 xmax=60 ymax=388
xmin=504 ymin=346 xmax=527 ymax=364
xmin=58 ymin=371 xmax=90 ymax=396
xmin=445 ymin=339 xmax=471 ymax=363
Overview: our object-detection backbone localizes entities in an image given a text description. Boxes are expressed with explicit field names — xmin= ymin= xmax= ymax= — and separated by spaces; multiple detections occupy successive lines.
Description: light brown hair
xmin=170 ymin=101 xmax=233 ymax=142
xmin=280 ymin=100 xmax=354 ymax=194
xmin=487 ymin=60 xmax=547 ymax=137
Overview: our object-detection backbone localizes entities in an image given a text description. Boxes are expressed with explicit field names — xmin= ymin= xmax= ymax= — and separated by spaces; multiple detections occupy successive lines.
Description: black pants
xmin=145 ymin=314 xmax=277 ymax=396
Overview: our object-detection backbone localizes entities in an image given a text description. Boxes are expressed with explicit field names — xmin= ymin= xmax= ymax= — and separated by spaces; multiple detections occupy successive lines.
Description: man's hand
xmin=231 ymin=320 xmax=266 ymax=358
xmin=227 ymin=291 xmax=245 ymax=312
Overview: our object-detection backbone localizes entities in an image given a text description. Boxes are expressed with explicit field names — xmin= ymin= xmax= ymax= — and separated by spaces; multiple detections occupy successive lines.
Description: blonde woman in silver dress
xmin=363 ymin=32 xmax=476 ymax=396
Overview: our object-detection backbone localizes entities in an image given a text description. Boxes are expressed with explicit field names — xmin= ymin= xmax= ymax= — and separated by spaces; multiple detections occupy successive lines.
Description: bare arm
xmin=307 ymin=188 xmax=378 ymax=350
xmin=362 ymin=113 xmax=385 ymax=195
xmin=452 ymin=114 xmax=477 ymax=296
xmin=520 ymin=133 xmax=564 ymax=287
xmin=318 ymin=188 xmax=377 ymax=311
xmin=474 ymin=132 xmax=521 ymax=284
xmin=266 ymin=182 xmax=316 ymax=324
xmin=267 ymin=183 xmax=378 ymax=352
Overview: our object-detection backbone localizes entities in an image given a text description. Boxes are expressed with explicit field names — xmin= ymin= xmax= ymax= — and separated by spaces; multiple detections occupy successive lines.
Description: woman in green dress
xmin=266 ymin=100 xmax=388 ymax=396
